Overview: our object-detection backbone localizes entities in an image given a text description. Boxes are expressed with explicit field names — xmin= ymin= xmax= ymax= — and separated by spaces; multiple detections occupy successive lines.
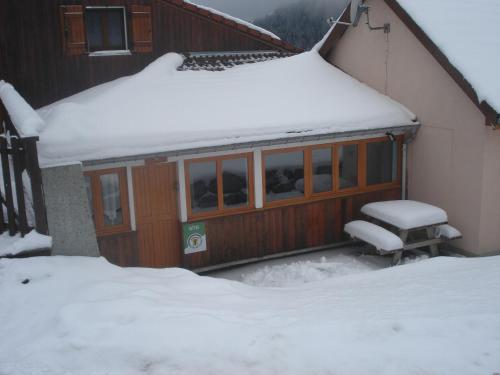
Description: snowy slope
xmin=1 ymin=255 xmax=499 ymax=375
xmin=396 ymin=0 xmax=500 ymax=112
xmin=36 ymin=51 xmax=416 ymax=166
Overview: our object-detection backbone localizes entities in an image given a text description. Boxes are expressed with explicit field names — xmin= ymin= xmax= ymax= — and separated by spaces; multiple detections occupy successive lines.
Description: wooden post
xmin=0 ymin=136 xmax=17 ymax=235
xmin=23 ymin=138 xmax=48 ymax=235
xmin=11 ymin=136 xmax=29 ymax=235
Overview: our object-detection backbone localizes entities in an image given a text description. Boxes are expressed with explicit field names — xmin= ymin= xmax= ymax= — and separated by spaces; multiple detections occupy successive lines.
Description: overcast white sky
xmin=192 ymin=0 xmax=306 ymax=21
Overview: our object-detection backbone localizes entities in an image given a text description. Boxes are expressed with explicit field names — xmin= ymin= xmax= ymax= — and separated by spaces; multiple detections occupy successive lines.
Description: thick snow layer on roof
xmin=37 ymin=51 xmax=416 ymax=165
xmin=186 ymin=1 xmax=281 ymax=41
xmin=396 ymin=0 xmax=500 ymax=113
xmin=0 ymin=81 xmax=44 ymax=138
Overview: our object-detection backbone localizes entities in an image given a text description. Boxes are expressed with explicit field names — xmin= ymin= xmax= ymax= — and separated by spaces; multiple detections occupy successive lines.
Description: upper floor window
xmin=86 ymin=7 xmax=128 ymax=53
xmin=60 ymin=5 xmax=153 ymax=56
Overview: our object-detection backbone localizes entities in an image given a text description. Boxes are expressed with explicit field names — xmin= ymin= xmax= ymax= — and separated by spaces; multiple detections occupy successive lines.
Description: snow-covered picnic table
xmin=345 ymin=200 xmax=461 ymax=265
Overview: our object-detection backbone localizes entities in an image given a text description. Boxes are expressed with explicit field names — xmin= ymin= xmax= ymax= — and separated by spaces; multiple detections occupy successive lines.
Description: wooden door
xmin=133 ymin=162 xmax=181 ymax=268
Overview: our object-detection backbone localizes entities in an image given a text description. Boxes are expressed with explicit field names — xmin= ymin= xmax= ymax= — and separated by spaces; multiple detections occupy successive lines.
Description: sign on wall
xmin=183 ymin=222 xmax=207 ymax=255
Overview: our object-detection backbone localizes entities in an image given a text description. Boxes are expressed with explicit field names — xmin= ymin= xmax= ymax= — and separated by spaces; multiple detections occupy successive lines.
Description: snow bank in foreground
xmin=0 ymin=81 xmax=44 ymax=137
xmin=1 ymin=255 xmax=499 ymax=375
xmin=0 ymin=230 xmax=52 ymax=257
xmin=37 ymin=51 xmax=416 ymax=166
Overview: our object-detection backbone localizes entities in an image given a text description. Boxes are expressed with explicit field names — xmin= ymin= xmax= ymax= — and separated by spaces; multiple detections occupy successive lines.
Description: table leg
xmin=392 ymin=230 xmax=408 ymax=266
xmin=392 ymin=251 xmax=403 ymax=266
xmin=426 ymin=227 xmax=439 ymax=257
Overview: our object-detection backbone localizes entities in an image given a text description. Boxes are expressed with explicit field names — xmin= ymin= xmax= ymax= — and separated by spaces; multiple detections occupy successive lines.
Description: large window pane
xmin=86 ymin=8 xmax=126 ymax=52
xmin=312 ymin=148 xmax=333 ymax=193
xmin=222 ymin=158 xmax=249 ymax=208
xmin=265 ymin=151 xmax=304 ymax=202
xmin=99 ymin=173 xmax=123 ymax=226
xmin=189 ymin=161 xmax=218 ymax=213
xmin=339 ymin=144 xmax=358 ymax=189
xmin=86 ymin=10 xmax=105 ymax=52
xmin=366 ymin=141 xmax=398 ymax=185
xmin=107 ymin=9 xmax=126 ymax=50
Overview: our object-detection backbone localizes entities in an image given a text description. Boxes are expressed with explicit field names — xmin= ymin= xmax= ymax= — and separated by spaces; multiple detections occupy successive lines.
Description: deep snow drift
xmin=36 ymin=51 xmax=416 ymax=166
xmin=1 ymin=255 xmax=499 ymax=375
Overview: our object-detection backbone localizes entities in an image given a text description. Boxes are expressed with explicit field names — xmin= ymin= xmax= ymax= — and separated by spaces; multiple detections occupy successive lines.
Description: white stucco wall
xmin=327 ymin=0 xmax=498 ymax=254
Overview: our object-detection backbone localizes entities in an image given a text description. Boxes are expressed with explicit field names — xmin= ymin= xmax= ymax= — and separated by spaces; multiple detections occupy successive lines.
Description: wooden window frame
xmin=185 ymin=153 xmax=255 ymax=220
xmin=262 ymin=147 xmax=310 ymax=208
xmin=363 ymin=136 xmax=403 ymax=190
xmin=84 ymin=167 xmax=131 ymax=236
xmin=85 ymin=6 xmax=129 ymax=54
xmin=262 ymin=136 xmax=403 ymax=208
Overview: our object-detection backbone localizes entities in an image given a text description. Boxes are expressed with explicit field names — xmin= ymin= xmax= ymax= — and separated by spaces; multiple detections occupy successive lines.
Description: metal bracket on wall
xmin=365 ymin=8 xmax=391 ymax=33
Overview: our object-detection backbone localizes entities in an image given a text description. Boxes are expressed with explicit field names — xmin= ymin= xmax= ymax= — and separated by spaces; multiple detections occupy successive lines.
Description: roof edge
xmin=77 ymin=124 xmax=420 ymax=167
xmin=158 ymin=0 xmax=301 ymax=53
xmin=318 ymin=0 xmax=499 ymax=126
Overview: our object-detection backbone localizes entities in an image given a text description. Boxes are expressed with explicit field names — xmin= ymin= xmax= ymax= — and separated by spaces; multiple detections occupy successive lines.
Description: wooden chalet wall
xmin=0 ymin=0 xmax=293 ymax=108
xmin=98 ymin=187 xmax=401 ymax=269
xmin=183 ymin=188 xmax=401 ymax=270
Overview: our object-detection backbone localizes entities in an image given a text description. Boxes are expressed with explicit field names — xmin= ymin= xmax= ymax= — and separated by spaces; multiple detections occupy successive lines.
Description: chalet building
xmin=0 ymin=0 xmax=297 ymax=108
xmin=319 ymin=0 xmax=500 ymax=255
xmin=0 ymin=47 xmax=419 ymax=269
xmin=1 ymin=0 xmax=497 ymax=268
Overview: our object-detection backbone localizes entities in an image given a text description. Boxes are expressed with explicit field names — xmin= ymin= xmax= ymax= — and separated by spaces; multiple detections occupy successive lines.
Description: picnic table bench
xmin=345 ymin=200 xmax=461 ymax=265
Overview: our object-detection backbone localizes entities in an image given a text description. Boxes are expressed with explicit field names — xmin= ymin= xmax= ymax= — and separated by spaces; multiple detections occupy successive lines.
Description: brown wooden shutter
xmin=60 ymin=5 xmax=86 ymax=56
xmin=131 ymin=5 xmax=153 ymax=53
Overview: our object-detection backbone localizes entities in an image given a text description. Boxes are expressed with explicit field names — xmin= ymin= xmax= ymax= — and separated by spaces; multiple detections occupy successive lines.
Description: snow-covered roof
xmin=395 ymin=0 xmax=500 ymax=114
xmin=36 ymin=51 xmax=417 ymax=166
xmin=0 ymin=80 xmax=44 ymax=138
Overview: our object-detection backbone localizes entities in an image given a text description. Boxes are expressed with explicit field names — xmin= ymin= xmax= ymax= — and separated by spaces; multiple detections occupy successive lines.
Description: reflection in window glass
xmin=107 ymin=10 xmax=125 ymax=49
xmin=86 ymin=8 xmax=126 ymax=52
xmin=312 ymin=148 xmax=333 ymax=193
xmin=189 ymin=161 xmax=217 ymax=213
xmin=339 ymin=144 xmax=358 ymax=189
xmin=265 ymin=151 xmax=304 ymax=202
xmin=99 ymin=173 xmax=123 ymax=226
xmin=86 ymin=10 xmax=104 ymax=52
xmin=222 ymin=158 xmax=249 ymax=208
xmin=366 ymin=141 xmax=398 ymax=185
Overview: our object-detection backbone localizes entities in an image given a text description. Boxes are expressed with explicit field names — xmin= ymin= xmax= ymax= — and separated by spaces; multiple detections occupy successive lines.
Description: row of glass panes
xmin=188 ymin=140 xmax=398 ymax=215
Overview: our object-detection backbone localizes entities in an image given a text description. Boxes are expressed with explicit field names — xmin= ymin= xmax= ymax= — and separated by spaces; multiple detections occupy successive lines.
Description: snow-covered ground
xmin=1 ymin=254 xmax=499 ymax=375
xmin=210 ymin=248 xmax=396 ymax=287
xmin=0 ymin=230 xmax=52 ymax=257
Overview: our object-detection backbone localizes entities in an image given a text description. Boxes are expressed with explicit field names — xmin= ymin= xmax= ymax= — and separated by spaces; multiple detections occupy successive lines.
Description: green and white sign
xmin=183 ymin=222 xmax=207 ymax=255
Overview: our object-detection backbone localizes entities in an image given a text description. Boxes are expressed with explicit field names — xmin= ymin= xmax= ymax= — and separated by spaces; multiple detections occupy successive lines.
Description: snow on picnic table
xmin=1 ymin=255 xmax=500 ymax=375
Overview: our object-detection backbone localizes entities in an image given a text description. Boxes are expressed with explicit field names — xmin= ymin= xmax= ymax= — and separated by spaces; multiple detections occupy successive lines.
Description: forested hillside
xmin=254 ymin=0 xmax=347 ymax=50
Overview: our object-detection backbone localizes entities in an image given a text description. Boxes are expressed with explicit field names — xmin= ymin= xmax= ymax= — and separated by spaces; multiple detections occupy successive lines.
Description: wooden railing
xmin=0 ymin=101 xmax=48 ymax=237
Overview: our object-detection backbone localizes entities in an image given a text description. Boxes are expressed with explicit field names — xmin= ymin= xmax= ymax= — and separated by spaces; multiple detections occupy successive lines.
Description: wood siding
xmin=98 ymin=231 xmax=140 ymax=267
xmin=132 ymin=162 xmax=182 ymax=268
xmin=0 ymin=0 xmax=290 ymax=108
xmin=184 ymin=188 xmax=401 ymax=269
